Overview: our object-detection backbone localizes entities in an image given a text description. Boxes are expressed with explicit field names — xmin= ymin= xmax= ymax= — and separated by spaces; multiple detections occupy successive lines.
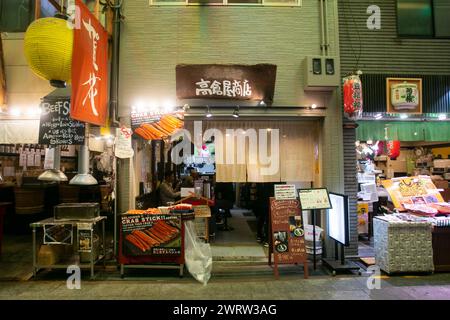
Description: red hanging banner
xmin=70 ymin=0 xmax=108 ymax=126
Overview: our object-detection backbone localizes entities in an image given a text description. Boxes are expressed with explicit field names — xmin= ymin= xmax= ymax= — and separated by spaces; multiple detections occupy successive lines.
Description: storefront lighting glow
xmin=26 ymin=108 xmax=41 ymax=116
xmin=438 ymin=114 xmax=447 ymax=121
xmin=400 ymin=114 xmax=408 ymax=119
xmin=9 ymin=108 xmax=21 ymax=116
xmin=267 ymin=128 xmax=272 ymax=132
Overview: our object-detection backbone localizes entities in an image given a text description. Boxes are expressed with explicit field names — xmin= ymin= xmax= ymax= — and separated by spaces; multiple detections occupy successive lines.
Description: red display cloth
xmin=180 ymin=198 xmax=215 ymax=207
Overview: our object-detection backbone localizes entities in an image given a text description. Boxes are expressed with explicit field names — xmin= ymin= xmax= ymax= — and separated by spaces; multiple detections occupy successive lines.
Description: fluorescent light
xmin=400 ymin=114 xmax=408 ymax=119
xmin=438 ymin=114 xmax=447 ymax=121
xmin=375 ymin=113 xmax=383 ymax=120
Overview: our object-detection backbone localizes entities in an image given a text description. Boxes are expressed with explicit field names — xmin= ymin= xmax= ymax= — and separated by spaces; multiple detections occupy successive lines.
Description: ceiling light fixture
xmin=206 ymin=106 xmax=212 ymax=118
xmin=232 ymin=106 xmax=240 ymax=118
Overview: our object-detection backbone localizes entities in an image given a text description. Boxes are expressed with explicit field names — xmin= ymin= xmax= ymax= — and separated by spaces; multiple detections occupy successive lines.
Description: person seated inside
xmin=159 ymin=171 xmax=181 ymax=206
xmin=181 ymin=168 xmax=200 ymax=188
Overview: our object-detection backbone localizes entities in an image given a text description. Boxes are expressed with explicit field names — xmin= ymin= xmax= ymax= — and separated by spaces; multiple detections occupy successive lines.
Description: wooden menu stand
xmin=268 ymin=198 xmax=309 ymax=279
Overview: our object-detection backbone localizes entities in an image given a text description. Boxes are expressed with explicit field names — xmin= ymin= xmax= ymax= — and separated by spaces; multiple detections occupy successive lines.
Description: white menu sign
xmin=298 ymin=188 xmax=332 ymax=210
xmin=274 ymin=184 xmax=297 ymax=201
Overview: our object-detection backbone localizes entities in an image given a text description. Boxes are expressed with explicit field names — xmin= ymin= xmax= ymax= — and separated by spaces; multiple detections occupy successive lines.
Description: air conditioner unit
xmin=303 ymin=56 xmax=340 ymax=91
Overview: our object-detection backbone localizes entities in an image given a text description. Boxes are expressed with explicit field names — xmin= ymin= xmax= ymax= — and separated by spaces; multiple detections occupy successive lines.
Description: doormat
xmin=360 ymin=257 xmax=376 ymax=266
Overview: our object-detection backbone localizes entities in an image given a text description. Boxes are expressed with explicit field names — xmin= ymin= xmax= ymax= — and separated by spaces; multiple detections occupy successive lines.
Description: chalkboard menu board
xmin=38 ymin=98 xmax=85 ymax=145
xmin=269 ymin=198 xmax=308 ymax=279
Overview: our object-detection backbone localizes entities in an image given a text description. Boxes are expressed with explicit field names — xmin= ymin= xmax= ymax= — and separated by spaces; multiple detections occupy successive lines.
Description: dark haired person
xmin=159 ymin=171 xmax=181 ymax=205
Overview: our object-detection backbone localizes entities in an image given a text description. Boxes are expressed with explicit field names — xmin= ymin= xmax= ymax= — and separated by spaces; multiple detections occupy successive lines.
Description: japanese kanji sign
xmin=70 ymin=0 xmax=108 ymax=126
xmin=176 ymin=64 xmax=277 ymax=104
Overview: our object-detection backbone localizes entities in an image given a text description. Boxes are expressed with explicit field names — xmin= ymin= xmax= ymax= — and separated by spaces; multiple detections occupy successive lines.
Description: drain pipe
xmin=108 ymin=0 xmax=123 ymax=257
xmin=319 ymin=0 xmax=326 ymax=55
xmin=324 ymin=0 xmax=330 ymax=56
xmin=109 ymin=0 xmax=122 ymax=128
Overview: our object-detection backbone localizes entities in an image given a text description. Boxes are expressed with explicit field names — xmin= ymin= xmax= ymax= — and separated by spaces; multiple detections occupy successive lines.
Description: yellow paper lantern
xmin=24 ymin=17 xmax=73 ymax=87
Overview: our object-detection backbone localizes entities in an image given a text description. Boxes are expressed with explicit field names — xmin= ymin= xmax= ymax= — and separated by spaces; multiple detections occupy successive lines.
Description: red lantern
xmin=343 ymin=75 xmax=363 ymax=120
xmin=387 ymin=140 xmax=400 ymax=160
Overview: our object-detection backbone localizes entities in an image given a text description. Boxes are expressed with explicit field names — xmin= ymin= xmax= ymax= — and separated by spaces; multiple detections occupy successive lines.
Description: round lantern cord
xmin=342 ymin=0 xmax=362 ymax=74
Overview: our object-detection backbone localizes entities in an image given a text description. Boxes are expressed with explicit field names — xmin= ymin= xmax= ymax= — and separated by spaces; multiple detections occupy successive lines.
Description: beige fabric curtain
xmin=185 ymin=120 xmax=318 ymax=183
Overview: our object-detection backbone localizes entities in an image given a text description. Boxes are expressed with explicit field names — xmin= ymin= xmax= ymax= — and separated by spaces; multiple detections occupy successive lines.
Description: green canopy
xmin=356 ymin=121 xmax=450 ymax=142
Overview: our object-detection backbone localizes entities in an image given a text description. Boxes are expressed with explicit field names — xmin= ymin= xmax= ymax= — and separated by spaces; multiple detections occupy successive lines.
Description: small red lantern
xmin=387 ymin=140 xmax=400 ymax=160
xmin=343 ymin=75 xmax=363 ymax=120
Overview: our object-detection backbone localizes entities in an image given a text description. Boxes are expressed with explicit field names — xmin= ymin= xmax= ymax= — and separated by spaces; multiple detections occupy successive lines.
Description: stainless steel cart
xmin=30 ymin=216 xmax=107 ymax=280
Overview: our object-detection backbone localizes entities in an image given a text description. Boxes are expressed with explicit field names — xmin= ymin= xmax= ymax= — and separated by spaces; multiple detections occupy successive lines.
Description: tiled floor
xmin=2 ymin=213 xmax=450 ymax=300
xmin=212 ymin=209 xmax=267 ymax=261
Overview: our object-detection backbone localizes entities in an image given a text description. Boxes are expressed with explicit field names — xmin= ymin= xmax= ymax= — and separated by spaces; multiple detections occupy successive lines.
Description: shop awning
xmin=0 ymin=119 xmax=40 ymax=144
xmin=356 ymin=121 xmax=450 ymax=142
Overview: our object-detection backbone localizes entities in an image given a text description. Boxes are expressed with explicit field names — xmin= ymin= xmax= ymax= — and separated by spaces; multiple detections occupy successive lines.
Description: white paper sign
xmin=115 ymin=127 xmax=134 ymax=159
xmin=298 ymin=188 xmax=332 ymax=210
xmin=44 ymin=148 xmax=55 ymax=170
xmin=274 ymin=184 xmax=297 ymax=200
xmin=34 ymin=153 xmax=41 ymax=167
xmin=19 ymin=152 xmax=27 ymax=167
xmin=181 ymin=188 xmax=195 ymax=197
xmin=27 ymin=152 xmax=35 ymax=167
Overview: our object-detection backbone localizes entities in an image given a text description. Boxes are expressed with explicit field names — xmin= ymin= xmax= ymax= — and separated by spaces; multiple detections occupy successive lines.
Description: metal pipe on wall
xmin=108 ymin=0 xmax=123 ymax=257
xmin=324 ymin=0 xmax=330 ymax=56
xmin=319 ymin=0 xmax=326 ymax=56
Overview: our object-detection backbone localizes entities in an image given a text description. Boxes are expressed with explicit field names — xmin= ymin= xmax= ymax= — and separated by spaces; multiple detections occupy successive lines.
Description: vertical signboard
xmin=269 ymin=198 xmax=308 ymax=279
xmin=70 ymin=0 xmax=108 ymax=126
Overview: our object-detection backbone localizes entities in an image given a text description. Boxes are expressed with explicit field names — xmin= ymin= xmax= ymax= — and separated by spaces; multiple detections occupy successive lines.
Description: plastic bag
xmin=184 ymin=221 xmax=213 ymax=285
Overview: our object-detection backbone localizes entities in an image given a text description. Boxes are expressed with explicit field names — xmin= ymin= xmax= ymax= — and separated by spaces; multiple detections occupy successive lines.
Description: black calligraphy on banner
xmin=38 ymin=98 xmax=85 ymax=146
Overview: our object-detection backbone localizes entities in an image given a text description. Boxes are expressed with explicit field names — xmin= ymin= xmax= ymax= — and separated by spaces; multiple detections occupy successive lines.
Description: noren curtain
xmin=185 ymin=120 xmax=318 ymax=183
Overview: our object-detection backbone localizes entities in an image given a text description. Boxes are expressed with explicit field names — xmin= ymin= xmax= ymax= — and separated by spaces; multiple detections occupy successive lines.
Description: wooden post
xmin=0 ymin=38 xmax=6 ymax=107
xmin=35 ymin=0 xmax=41 ymax=19
xmin=94 ymin=0 xmax=101 ymax=20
